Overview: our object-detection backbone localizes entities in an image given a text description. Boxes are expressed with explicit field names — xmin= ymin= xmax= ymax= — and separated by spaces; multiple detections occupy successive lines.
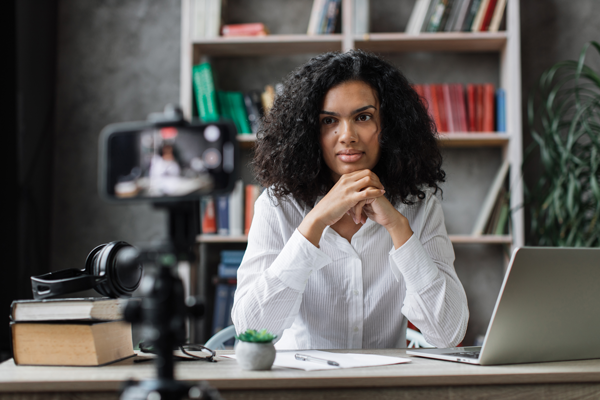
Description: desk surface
xmin=2 ymin=349 xmax=600 ymax=394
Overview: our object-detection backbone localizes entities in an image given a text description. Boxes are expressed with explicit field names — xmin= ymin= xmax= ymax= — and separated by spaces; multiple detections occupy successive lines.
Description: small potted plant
xmin=234 ymin=329 xmax=277 ymax=370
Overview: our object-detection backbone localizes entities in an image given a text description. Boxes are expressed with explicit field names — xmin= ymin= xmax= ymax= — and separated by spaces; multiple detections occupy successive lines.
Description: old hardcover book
xmin=11 ymin=297 xmax=126 ymax=322
xmin=11 ymin=320 xmax=134 ymax=366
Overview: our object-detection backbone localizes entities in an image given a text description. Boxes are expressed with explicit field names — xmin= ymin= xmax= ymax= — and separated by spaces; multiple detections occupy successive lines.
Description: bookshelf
xmin=180 ymin=0 xmax=523 ymax=341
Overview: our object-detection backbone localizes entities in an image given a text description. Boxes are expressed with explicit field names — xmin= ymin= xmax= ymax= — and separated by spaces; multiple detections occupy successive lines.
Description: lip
xmin=337 ymin=150 xmax=364 ymax=162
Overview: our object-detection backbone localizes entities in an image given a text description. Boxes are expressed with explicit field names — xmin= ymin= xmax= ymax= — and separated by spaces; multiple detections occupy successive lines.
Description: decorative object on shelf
xmin=525 ymin=41 xmax=600 ymax=247
xmin=234 ymin=329 xmax=277 ymax=370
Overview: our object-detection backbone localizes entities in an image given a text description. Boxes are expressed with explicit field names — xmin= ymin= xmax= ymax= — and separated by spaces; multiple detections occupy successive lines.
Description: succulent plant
xmin=235 ymin=329 xmax=277 ymax=343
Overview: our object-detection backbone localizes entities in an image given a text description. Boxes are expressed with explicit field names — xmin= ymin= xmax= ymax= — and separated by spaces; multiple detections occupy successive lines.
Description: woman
xmin=231 ymin=50 xmax=469 ymax=350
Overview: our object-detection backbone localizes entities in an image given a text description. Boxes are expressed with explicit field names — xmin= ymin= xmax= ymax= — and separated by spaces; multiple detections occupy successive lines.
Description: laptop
xmin=407 ymin=247 xmax=600 ymax=365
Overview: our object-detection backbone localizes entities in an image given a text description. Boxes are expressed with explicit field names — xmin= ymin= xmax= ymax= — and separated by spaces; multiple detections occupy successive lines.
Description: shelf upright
xmin=502 ymin=0 xmax=524 ymax=250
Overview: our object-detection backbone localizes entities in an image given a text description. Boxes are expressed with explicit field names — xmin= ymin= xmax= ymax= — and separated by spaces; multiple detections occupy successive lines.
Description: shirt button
xmin=354 ymin=327 xmax=359 ymax=332
xmin=353 ymin=290 xmax=359 ymax=296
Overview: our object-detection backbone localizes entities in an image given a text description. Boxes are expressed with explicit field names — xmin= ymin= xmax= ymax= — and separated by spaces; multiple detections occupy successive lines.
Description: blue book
xmin=212 ymin=284 xmax=230 ymax=335
xmin=216 ymin=196 xmax=229 ymax=235
xmin=223 ymin=285 xmax=237 ymax=347
xmin=220 ymin=250 xmax=245 ymax=266
xmin=496 ymin=88 xmax=506 ymax=132
xmin=218 ymin=263 xmax=239 ymax=279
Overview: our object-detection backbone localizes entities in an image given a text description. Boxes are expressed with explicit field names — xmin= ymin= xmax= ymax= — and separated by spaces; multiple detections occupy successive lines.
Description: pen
xmin=295 ymin=353 xmax=340 ymax=367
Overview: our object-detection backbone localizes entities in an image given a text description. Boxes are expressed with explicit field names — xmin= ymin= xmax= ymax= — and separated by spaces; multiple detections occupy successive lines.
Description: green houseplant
xmin=234 ymin=329 xmax=277 ymax=370
xmin=525 ymin=41 xmax=600 ymax=247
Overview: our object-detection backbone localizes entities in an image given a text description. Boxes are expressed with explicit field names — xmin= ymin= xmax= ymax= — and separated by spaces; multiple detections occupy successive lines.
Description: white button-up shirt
xmin=232 ymin=188 xmax=469 ymax=349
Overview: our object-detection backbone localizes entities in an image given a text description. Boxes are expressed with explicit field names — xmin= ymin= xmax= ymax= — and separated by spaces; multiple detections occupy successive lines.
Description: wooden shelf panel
xmin=354 ymin=32 xmax=508 ymax=53
xmin=198 ymin=234 xmax=512 ymax=245
xmin=192 ymin=35 xmax=343 ymax=56
xmin=235 ymin=133 xmax=509 ymax=148
xmin=449 ymin=234 xmax=512 ymax=244
xmin=438 ymin=133 xmax=510 ymax=147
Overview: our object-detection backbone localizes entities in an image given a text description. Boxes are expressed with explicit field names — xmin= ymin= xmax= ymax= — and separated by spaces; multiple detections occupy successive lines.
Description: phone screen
xmin=100 ymin=122 xmax=238 ymax=201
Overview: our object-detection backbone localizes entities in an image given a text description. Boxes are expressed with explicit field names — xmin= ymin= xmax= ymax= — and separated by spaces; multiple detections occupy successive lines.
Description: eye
xmin=321 ymin=116 xmax=336 ymax=125
xmin=356 ymin=114 xmax=372 ymax=122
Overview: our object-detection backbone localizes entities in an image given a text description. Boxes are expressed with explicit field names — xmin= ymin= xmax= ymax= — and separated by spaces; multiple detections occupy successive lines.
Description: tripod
xmin=120 ymin=202 xmax=222 ymax=400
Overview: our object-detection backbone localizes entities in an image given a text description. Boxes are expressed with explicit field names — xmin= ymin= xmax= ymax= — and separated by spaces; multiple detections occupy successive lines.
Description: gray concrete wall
xmin=50 ymin=0 xmax=599 ymax=345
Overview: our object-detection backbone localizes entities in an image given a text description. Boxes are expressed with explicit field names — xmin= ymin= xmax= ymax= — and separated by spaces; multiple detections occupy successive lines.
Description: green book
xmin=192 ymin=62 xmax=220 ymax=122
xmin=229 ymin=91 xmax=252 ymax=134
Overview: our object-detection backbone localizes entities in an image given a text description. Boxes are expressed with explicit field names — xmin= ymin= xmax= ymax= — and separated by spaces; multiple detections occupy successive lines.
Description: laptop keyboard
xmin=445 ymin=351 xmax=481 ymax=359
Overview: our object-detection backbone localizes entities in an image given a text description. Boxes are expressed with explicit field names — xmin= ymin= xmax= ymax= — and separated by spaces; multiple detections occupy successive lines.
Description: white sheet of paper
xmin=224 ymin=350 xmax=411 ymax=371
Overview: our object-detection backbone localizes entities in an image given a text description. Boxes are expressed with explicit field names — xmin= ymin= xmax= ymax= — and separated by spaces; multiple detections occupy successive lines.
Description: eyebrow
xmin=320 ymin=105 xmax=377 ymax=116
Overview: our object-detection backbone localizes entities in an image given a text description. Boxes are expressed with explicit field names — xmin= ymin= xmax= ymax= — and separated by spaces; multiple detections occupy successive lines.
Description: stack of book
xmin=406 ymin=0 xmax=507 ymax=34
xmin=413 ymin=83 xmax=505 ymax=133
xmin=201 ymin=182 xmax=263 ymax=237
xmin=212 ymin=250 xmax=245 ymax=343
xmin=10 ymin=297 xmax=135 ymax=366
xmin=192 ymin=61 xmax=270 ymax=135
xmin=221 ymin=23 xmax=269 ymax=37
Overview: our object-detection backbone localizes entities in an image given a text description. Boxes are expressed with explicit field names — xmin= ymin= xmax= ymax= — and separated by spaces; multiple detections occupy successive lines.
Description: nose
xmin=338 ymin=120 xmax=357 ymax=143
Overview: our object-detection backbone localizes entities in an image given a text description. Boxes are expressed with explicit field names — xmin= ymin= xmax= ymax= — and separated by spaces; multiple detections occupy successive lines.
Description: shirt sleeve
xmin=388 ymin=192 xmax=469 ymax=348
xmin=231 ymin=192 xmax=332 ymax=341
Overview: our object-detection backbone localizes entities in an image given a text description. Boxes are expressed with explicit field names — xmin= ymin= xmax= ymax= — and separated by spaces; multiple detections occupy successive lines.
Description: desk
xmin=1 ymin=349 xmax=600 ymax=400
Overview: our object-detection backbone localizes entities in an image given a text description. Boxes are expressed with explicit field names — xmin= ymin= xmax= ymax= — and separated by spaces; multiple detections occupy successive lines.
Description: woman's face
xmin=319 ymin=80 xmax=381 ymax=182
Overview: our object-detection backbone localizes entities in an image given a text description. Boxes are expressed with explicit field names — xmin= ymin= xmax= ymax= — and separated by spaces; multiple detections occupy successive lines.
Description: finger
xmin=354 ymin=200 xmax=365 ymax=224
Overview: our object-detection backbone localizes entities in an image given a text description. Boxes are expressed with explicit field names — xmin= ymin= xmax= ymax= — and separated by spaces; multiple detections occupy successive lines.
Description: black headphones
xmin=31 ymin=241 xmax=143 ymax=300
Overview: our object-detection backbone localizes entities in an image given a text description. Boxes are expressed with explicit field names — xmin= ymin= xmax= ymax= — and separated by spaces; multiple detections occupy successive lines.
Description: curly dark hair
xmin=253 ymin=50 xmax=445 ymax=206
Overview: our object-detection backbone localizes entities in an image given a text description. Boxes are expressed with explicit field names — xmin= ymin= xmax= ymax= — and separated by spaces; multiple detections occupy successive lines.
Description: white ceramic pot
xmin=234 ymin=341 xmax=276 ymax=370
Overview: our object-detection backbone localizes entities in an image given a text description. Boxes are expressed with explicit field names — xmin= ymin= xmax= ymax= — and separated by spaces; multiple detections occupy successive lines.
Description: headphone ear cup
xmin=84 ymin=244 xmax=107 ymax=276
xmin=94 ymin=241 xmax=142 ymax=298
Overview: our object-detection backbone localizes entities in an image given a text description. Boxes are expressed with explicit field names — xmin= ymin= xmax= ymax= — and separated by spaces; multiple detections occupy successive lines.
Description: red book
xmin=466 ymin=84 xmax=476 ymax=132
xmin=424 ymin=84 xmax=442 ymax=132
xmin=442 ymin=84 xmax=455 ymax=133
xmin=483 ymin=83 xmax=496 ymax=132
xmin=454 ymin=84 xmax=468 ymax=132
xmin=201 ymin=197 xmax=217 ymax=234
xmin=244 ymin=185 xmax=262 ymax=235
xmin=433 ymin=84 xmax=447 ymax=132
xmin=221 ymin=23 xmax=269 ymax=37
xmin=481 ymin=0 xmax=499 ymax=31
xmin=475 ymin=84 xmax=484 ymax=132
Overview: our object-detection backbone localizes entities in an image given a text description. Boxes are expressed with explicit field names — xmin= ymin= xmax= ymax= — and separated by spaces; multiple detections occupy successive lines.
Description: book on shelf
xmin=406 ymin=0 xmax=432 ymax=34
xmin=451 ymin=0 xmax=475 ymax=32
xmin=353 ymin=0 xmax=370 ymax=34
xmin=488 ymin=0 xmax=506 ymax=32
xmin=462 ymin=0 xmax=482 ymax=31
xmin=307 ymin=0 xmax=340 ymax=34
xmin=192 ymin=62 xmax=220 ymax=122
xmin=479 ymin=0 xmax=498 ymax=31
xmin=11 ymin=320 xmax=134 ymax=366
xmin=484 ymin=186 xmax=509 ymax=235
xmin=472 ymin=158 xmax=509 ymax=235
xmin=221 ymin=22 xmax=269 ymax=37
xmin=244 ymin=90 xmax=265 ymax=134
xmin=482 ymin=83 xmax=495 ymax=132
xmin=470 ymin=0 xmax=490 ymax=31
xmin=414 ymin=82 xmax=501 ymax=133
xmin=191 ymin=0 xmax=222 ymax=39
xmin=212 ymin=250 xmax=244 ymax=337
xmin=244 ymin=184 xmax=263 ymax=235
xmin=495 ymin=88 xmax=506 ymax=132
xmin=212 ymin=283 xmax=230 ymax=335
xmin=10 ymin=297 xmax=126 ymax=322
xmin=217 ymin=91 xmax=252 ymax=134
xmin=408 ymin=0 xmax=505 ymax=33
xmin=201 ymin=196 xmax=217 ymax=234
xmin=216 ymin=195 xmax=230 ymax=235
xmin=228 ymin=180 xmax=245 ymax=236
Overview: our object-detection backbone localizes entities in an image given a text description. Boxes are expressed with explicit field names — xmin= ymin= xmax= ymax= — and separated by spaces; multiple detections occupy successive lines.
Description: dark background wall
xmin=5 ymin=0 xmax=599 ymax=359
